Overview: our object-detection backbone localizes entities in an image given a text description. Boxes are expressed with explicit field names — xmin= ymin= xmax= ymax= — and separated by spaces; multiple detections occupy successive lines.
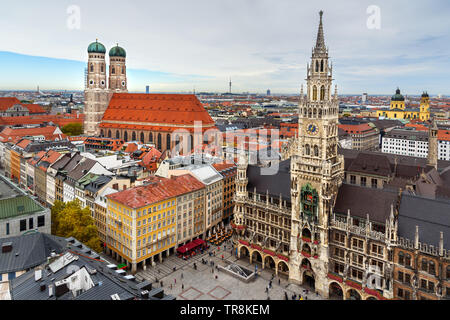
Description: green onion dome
xmin=88 ymin=40 xmax=106 ymax=54
xmin=109 ymin=44 xmax=126 ymax=58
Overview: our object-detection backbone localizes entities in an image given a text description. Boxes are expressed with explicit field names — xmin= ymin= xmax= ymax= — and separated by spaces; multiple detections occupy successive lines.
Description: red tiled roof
xmin=0 ymin=97 xmax=21 ymax=111
xmin=338 ymin=123 xmax=375 ymax=134
xmin=0 ymin=114 xmax=84 ymax=127
xmin=25 ymin=104 xmax=46 ymax=114
xmin=124 ymin=143 xmax=138 ymax=153
xmin=101 ymin=93 xmax=215 ymax=127
xmin=0 ymin=126 xmax=65 ymax=143
xmin=107 ymin=174 xmax=205 ymax=208
xmin=438 ymin=130 xmax=450 ymax=142
xmin=16 ymin=139 xmax=32 ymax=149
xmin=212 ymin=162 xmax=237 ymax=173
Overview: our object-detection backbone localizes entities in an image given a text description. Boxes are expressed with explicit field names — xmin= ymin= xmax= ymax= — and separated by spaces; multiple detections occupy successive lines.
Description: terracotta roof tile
xmin=107 ymin=174 xmax=205 ymax=209
xmin=101 ymin=93 xmax=215 ymax=127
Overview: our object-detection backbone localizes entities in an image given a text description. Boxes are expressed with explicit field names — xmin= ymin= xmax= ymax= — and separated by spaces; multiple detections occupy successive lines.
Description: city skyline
xmin=0 ymin=1 xmax=449 ymax=94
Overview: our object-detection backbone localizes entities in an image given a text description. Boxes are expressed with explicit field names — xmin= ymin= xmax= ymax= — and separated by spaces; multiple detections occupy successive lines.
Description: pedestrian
xmin=170 ymin=284 xmax=172 ymax=290
xmin=215 ymin=275 xmax=218 ymax=280
xmin=160 ymin=281 xmax=163 ymax=287
xmin=305 ymin=296 xmax=308 ymax=300
xmin=181 ymin=273 xmax=184 ymax=279
xmin=284 ymin=292 xmax=288 ymax=300
xmin=278 ymin=279 xmax=281 ymax=285
xmin=174 ymin=278 xmax=176 ymax=284
xmin=182 ymin=284 xmax=184 ymax=290
xmin=221 ymin=255 xmax=224 ymax=260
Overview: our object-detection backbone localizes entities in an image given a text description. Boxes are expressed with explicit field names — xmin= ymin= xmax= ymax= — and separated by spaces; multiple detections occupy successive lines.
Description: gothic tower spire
xmin=288 ymin=9 xmax=344 ymax=298
xmin=315 ymin=10 xmax=326 ymax=50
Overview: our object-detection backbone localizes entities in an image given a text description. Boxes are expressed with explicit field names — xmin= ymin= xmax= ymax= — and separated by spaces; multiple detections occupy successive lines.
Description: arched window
xmin=190 ymin=135 xmax=194 ymax=151
xmin=90 ymin=64 xmax=94 ymax=72
xmin=166 ymin=134 xmax=171 ymax=151
xmin=320 ymin=60 xmax=324 ymax=72
xmin=122 ymin=66 xmax=125 ymax=74
xmin=131 ymin=132 xmax=136 ymax=141
xmin=149 ymin=132 xmax=153 ymax=143
xmin=174 ymin=134 xmax=180 ymax=154
xmin=112 ymin=67 xmax=116 ymax=74
xmin=116 ymin=131 xmax=120 ymax=139
xmin=100 ymin=130 xmax=104 ymax=137
xmin=157 ymin=133 xmax=162 ymax=150
xmin=124 ymin=131 xmax=128 ymax=141
xmin=312 ymin=86 xmax=318 ymax=101
xmin=305 ymin=144 xmax=310 ymax=156
xmin=140 ymin=132 xmax=145 ymax=143
xmin=421 ymin=258 xmax=428 ymax=272
xmin=108 ymin=130 xmax=112 ymax=138
xmin=315 ymin=61 xmax=319 ymax=72
xmin=314 ymin=145 xmax=319 ymax=157
xmin=320 ymin=86 xmax=325 ymax=101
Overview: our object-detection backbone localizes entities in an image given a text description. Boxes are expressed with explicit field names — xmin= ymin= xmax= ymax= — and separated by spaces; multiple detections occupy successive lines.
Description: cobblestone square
xmin=135 ymin=243 xmax=324 ymax=301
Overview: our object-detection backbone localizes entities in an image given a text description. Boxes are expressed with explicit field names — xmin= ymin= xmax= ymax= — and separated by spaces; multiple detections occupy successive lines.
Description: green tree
xmin=61 ymin=122 xmax=83 ymax=136
xmin=51 ymin=200 xmax=102 ymax=252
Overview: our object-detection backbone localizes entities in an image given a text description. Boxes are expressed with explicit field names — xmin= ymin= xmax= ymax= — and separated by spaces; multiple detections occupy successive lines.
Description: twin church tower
xmin=84 ymin=41 xmax=128 ymax=136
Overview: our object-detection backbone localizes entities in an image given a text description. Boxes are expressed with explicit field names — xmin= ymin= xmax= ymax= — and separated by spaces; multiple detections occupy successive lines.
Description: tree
xmin=51 ymin=200 xmax=102 ymax=252
xmin=62 ymin=122 xmax=83 ymax=136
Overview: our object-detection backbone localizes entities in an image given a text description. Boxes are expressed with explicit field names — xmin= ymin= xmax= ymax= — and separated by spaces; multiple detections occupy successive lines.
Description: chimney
xmin=414 ymin=226 xmax=419 ymax=249
xmin=2 ymin=242 xmax=12 ymax=253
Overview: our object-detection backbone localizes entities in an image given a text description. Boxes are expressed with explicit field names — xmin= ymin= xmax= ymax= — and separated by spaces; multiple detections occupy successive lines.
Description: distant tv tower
xmin=229 ymin=77 xmax=232 ymax=94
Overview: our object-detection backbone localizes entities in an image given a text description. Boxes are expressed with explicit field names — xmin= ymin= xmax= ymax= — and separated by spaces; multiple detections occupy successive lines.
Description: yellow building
xmin=377 ymin=89 xmax=430 ymax=121
xmin=106 ymin=174 xmax=205 ymax=273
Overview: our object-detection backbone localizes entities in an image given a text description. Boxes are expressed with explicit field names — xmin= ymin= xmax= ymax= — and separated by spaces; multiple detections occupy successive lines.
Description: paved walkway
xmin=135 ymin=242 xmax=326 ymax=300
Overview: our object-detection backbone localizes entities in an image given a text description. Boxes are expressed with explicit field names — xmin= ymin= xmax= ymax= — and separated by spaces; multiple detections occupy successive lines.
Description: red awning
xmin=192 ymin=239 xmax=206 ymax=246
xmin=176 ymin=241 xmax=198 ymax=254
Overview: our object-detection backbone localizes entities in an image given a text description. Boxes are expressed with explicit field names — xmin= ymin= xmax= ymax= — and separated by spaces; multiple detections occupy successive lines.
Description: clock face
xmin=307 ymin=124 xmax=318 ymax=135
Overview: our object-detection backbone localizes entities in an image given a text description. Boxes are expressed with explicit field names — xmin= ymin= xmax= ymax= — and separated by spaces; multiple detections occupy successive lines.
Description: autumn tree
xmin=51 ymin=200 xmax=102 ymax=252
xmin=61 ymin=122 xmax=83 ymax=136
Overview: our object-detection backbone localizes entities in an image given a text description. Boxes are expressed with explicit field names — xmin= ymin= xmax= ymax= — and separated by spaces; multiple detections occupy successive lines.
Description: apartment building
xmin=105 ymin=174 xmax=205 ymax=273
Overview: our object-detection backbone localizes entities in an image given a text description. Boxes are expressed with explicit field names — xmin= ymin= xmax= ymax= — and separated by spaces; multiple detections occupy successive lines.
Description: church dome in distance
xmin=422 ymin=91 xmax=429 ymax=98
xmin=88 ymin=40 xmax=106 ymax=54
xmin=391 ymin=88 xmax=405 ymax=101
xmin=109 ymin=44 xmax=126 ymax=58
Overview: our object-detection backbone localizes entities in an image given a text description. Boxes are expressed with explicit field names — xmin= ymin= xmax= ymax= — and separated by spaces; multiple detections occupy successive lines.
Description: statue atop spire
xmin=315 ymin=10 xmax=326 ymax=50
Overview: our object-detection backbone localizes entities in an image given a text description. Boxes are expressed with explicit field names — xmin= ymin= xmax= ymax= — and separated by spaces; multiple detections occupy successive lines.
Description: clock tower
xmin=288 ymin=11 xmax=344 ymax=298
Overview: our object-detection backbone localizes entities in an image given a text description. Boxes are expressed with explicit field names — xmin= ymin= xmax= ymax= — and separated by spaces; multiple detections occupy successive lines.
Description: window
xmin=350 ymin=175 xmax=356 ymax=185
xmin=20 ymin=219 xmax=27 ymax=232
xmin=6 ymin=223 xmax=9 ymax=235
xmin=371 ymin=178 xmax=378 ymax=189
xmin=360 ymin=177 xmax=366 ymax=187
xmin=37 ymin=216 xmax=45 ymax=227
xmin=29 ymin=218 xmax=33 ymax=230
xmin=352 ymin=238 xmax=364 ymax=251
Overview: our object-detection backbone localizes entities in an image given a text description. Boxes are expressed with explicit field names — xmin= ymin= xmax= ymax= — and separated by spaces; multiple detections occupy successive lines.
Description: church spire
xmin=315 ymin=11 xmax=326 ymax=50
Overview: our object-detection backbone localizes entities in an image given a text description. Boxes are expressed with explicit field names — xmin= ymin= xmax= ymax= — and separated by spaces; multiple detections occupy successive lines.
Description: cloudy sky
xmin=0 ymin=0 xmax=449 ymax=95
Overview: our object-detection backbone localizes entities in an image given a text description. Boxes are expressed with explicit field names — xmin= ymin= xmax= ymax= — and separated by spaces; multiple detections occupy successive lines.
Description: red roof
xmin=438 ymin=130 xmax=450 ymax=142
xmin=338 ymin=123 xmax=375 ymax=134
xmin=25 ymin=104 xmax=46 ymax=114
xmin=0 ymin=126 xmax=65 ymax=143
xmin=0 ymin=97 xmax=21 ymax=111
xmin=212 ymin=162 xmax=237 ymax=173
xmin=16 ymin=139 xmax=32 ymax=149
xmin=107 ymin=174 xmax=205 ymax=209
xmin=0 ymin=114 xmax=84 ymax=127
xmin=101 ymin=93 xmax=215 ymax=128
